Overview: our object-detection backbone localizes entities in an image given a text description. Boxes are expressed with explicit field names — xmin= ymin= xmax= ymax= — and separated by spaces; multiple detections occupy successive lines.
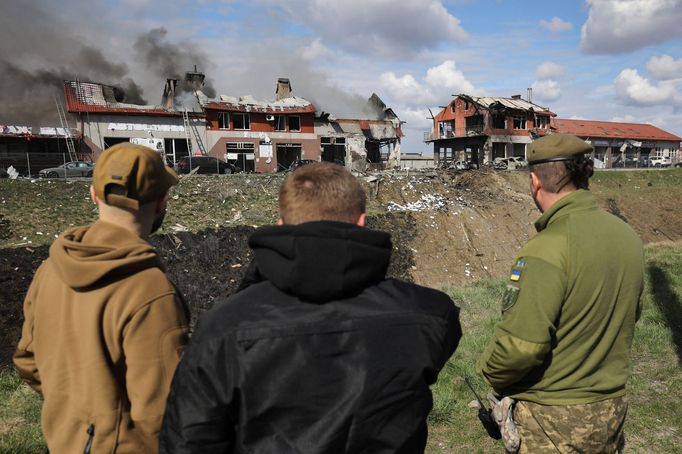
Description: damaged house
xmin=315 ymin=93 xmax=403 ymax=172
xmin=202 ymin=78 xmax=318 ymax=173
xmin=0 ymin=125 xmax=84 ymax=176
xmin=64 ymin=77 xmax=206 ymax=165
xmin=59 ymin=72 xmax=401 ymax=174
xmin=425 ymin=93 xmax=554 ymax=167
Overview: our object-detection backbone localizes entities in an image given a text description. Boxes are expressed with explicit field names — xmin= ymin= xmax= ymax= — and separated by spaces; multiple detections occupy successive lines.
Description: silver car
xmin=39 ymin=161 xmax=94 ymax=178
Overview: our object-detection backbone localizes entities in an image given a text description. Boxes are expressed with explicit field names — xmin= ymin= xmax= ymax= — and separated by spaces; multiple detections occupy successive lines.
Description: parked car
xmin=649 ymin=156 xmax=671 ymax=168
xmin=39 ymin=161 xmax=94 ymax=178
xmin=493 ymin=156 xmax=527 ymax=170
xmin=174 ymin=156 xmax=238 ymax=174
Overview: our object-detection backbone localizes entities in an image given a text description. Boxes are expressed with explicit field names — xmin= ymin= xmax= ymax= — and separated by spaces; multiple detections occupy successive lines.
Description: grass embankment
xmin=3 ymin=243 xmax=680 ymax=453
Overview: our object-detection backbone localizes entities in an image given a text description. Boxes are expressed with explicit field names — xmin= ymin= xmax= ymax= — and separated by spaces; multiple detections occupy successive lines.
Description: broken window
xmin=321 ymin=137 xmax=346 ymax=164
xmin=233 ymin=113 xmax=250 ymax=130
xmin=466 ymin=115 xmax=484 ymax=134
xmin=103 ymin=137 xmax=130 ymax=149
xmin=288 ymin=116 xmax=301 ymax=132
xmin=274 ymin=115 xmax=286 ymax=131
xmin=492 ymin=114 xmax=506 ymax=129
xmin=513 ymin=116 xmax=526 ymax=130
xmin=450 ymin=104 xmax=456 ymax=113
xmin=439 ymin=121 xmax=454 ymax=138
xmin=226 ymin=142 xmax=256 ymax=172
xmin=218 ymin=112 xmax=229 ymax=129
xmin=535 ymin=115 xmax=549 ymax=128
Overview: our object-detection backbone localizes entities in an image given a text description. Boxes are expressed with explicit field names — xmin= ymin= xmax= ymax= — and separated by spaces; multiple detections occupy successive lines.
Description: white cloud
xmin=532 ymin=80 xmax=562 ymax=102
xmin=380 ymin=72 xmax=435 ymax=105
xmin=610 ymin=114 xmax=637 ymax=123
xmin=614 ymin=68 xmax=682 ymax=106
xmin=539 ymin=16 xmax=573 ymax=32
xmin=399 ymin=108 xmax=434 ymax=130
xmin=379 ymin=60 xmax=476 ymax=108
xmin=646 ymin=55 xmax=682 ymax=80
xmin=280 ymin=0 xmax=468 ymax=59
xmin=424 ymin=60 xmax=475 ymax=95
xmin=535 ymin=61 xmax=565 ymax=80
xmin=581 ymin=0 xmax=682 ymax=54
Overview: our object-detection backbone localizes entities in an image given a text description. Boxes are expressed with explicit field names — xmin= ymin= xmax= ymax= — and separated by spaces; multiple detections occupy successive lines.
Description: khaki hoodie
xmin=14 ymin=220 xmax=189 ymax=454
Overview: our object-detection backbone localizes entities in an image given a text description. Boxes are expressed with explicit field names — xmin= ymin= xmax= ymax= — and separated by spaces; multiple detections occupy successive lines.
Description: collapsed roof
xmin=64 ymin=81 xmax=180 ymax=116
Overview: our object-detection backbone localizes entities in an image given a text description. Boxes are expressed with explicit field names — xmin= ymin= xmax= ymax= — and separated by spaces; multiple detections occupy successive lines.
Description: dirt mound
xmin=3 ymin=169 xmax=682 ymax=365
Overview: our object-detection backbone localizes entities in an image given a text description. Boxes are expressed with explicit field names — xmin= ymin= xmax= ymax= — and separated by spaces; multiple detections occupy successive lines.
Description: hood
xmin=249 ymin=221 xmax=391 ymax=302
xmin=49 ymin=220 xmax=162 ymax=289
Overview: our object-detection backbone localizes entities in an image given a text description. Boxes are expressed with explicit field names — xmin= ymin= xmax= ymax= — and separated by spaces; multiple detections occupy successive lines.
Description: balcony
xmin=465 ymin=125 xmax=485 ymax=136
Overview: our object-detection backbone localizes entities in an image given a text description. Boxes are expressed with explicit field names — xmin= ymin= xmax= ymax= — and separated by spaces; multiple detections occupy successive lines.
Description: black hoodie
xmin=160 ymin=221 xmax=461 ymax=454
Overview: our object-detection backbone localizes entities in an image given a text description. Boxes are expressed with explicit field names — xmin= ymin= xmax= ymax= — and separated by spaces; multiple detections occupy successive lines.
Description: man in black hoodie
xmin=160 ymin=162 xmax=461 ymax=454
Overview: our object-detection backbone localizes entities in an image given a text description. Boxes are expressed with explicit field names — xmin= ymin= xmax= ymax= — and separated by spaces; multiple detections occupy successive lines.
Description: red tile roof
xmin=553 ymin=118 xmax=682 ymax=142
xmin=64 ymin=81 xmax=182 ymax=117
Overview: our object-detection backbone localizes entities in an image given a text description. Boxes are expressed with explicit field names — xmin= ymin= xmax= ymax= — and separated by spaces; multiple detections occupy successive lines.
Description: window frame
xmin=233 ymin=113 xmax=251 ymax=130
xmin=218 ymin=112 xmax=230 ymax=129
xmin=288 ymin=115 xmax=301 ymax=132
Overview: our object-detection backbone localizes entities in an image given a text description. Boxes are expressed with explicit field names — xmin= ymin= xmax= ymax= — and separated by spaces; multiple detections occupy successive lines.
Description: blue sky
xmin=3 ymin=0 xmax=682 ymax=153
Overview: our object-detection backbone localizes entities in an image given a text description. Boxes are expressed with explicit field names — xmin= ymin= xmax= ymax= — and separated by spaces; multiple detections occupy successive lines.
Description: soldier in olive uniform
xmin=478 ymin=134 xmax=644 ymax=453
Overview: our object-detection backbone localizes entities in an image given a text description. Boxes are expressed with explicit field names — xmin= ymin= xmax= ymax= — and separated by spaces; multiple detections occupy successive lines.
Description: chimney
xmin=276 ymin=78 xmax=292 ymax=101
xmin=162 ymin=78 xmax=178 ymax=109
xmin=527 ymin=87 xmax=533 ymax=103
xmin=184 ymin=65 xmax=206 ymax=94
xmin=511 ymin=94 xmax=521 ymax=100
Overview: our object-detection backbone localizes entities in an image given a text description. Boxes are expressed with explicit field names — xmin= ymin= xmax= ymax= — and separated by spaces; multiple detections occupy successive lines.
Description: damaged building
xmin=63 ymin=76 xmax=206 ymax=165
xmin=425 ymin=93 xmax=554 ymax=167
xmin=202 ymin=78 xmax=318 ymax=173
xmin=0 ymin=125 xmax=84 ymax=176
xmin=315 ymin=94 xmax=403 ymax=172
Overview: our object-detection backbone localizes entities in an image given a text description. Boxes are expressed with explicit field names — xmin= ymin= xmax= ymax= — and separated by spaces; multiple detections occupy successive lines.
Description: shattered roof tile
xmin=64 ymin=81 xmax=181 ymax=116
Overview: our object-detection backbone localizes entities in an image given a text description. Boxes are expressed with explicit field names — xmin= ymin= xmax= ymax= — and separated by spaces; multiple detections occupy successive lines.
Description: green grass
xmin=2 ymin=244 xmax=681 ymax=453
xmin=0 ymin=368 xmax=44 ymax=453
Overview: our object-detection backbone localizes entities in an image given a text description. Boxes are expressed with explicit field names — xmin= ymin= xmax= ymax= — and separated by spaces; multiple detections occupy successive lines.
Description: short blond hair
xmin=279 ymin=162 xmax=366 ymax=225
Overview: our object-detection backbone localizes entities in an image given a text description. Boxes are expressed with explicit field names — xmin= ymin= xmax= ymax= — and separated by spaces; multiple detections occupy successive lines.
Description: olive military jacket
xmin=478 ymin=190 xmax=644 ymax=405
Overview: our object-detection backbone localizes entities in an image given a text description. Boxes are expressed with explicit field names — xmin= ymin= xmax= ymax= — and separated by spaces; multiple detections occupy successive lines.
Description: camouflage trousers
xmin=513 ymin=397 xmax=627 ymax=454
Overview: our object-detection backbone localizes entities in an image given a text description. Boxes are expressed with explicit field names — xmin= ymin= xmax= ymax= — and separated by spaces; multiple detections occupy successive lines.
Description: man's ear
xmin=277 ymin=218 xmax=284 ymax=226
xmin=356 ymin=213 xmax=366 ymax=227
xmin=89 ymin=185 xmax=99 ymax=205
xmin=530 ymin=171 xmax=542 ymax=194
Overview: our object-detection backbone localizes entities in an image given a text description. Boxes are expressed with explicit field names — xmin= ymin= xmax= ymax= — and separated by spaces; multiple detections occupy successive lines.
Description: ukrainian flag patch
xmin=510 ymin=269 xmax=522 ymax=281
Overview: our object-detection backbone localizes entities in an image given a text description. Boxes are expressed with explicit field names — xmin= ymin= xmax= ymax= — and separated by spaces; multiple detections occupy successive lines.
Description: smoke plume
xmin=134 ymin=28 xmax=217 ymax=100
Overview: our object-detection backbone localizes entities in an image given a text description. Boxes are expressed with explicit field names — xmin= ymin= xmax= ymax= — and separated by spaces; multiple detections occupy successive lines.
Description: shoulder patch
xmin=502 ymin=285 xmax=520 ymax=312
xmin=510 ymin=269 xmax=522 ymax=281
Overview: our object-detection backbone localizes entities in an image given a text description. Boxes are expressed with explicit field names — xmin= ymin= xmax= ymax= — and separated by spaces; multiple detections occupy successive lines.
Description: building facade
xmin=552 ymin=118 xmax=682 ymax=168
xmin=425 ymin=94 xmax=555 ymax=166
xmin=203 ymin=79 xmax=318 ymax=173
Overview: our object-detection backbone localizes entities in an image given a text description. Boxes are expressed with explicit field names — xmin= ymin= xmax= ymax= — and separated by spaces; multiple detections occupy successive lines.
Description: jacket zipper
xmin=83 ymin=423 xmax=95 ymax=454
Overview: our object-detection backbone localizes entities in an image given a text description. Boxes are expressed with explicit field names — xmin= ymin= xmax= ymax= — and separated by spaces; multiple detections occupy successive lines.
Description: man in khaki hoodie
xmin=14 ymin=143 xmax=190 ymax=454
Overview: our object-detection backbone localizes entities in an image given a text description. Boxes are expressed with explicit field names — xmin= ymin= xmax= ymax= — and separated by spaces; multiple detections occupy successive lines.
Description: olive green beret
xmin=527 ymin=134 xmax=593 ymax=164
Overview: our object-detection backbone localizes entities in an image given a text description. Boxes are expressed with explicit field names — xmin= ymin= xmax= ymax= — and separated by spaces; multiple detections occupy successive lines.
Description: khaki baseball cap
xmin=527 ymin=134 xmax=593 ymax=164
xmin=93 ymin=143 xmax=179 ymax=210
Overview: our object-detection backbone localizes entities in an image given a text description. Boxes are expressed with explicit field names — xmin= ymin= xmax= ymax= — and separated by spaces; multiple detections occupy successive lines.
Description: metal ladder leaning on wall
xmin=55 ymin=98 xmax=78 ymax=162
xmin=182 ymin=110 xmax=207 ymax=156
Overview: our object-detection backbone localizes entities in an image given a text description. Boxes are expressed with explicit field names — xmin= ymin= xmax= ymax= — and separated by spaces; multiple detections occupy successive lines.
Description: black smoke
xmin=133 ymin=28 xmax=217 ymax=99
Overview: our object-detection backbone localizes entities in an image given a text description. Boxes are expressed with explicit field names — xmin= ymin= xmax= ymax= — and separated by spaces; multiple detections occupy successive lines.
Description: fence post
xmin=26 ymin=152 xmax=31 ymax=177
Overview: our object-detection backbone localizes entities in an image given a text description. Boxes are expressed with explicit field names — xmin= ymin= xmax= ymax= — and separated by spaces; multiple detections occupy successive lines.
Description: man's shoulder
xmin=198 ymin=279 xmax=456 ymax=336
